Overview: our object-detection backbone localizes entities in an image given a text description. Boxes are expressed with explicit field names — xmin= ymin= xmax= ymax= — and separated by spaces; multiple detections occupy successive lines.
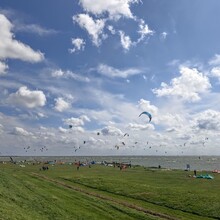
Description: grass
xmin=0 ymin=162 xmax=219 ymax=219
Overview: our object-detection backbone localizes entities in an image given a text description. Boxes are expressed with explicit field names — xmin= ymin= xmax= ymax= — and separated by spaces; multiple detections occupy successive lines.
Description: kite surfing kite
xmin=139 ymin=111 xmax=152 ymax=122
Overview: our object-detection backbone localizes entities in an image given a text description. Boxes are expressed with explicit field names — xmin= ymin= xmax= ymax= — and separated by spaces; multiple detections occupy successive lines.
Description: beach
xmin=2 ymin=155 xmax=220 ymax=171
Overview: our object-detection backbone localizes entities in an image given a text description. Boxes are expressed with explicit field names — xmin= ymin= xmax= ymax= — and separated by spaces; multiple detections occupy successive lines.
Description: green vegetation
xmin=0 ymin=162 xmax=219 ymax=219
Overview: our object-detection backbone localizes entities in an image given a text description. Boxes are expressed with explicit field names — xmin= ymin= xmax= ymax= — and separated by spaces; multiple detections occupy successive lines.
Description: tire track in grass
xmin=31 ymin=173 xmax=179 ymax=220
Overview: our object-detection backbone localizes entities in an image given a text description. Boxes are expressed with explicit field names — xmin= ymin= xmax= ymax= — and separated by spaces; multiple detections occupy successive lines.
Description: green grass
xmin=0 ymin=162 xmax=219 ymax=219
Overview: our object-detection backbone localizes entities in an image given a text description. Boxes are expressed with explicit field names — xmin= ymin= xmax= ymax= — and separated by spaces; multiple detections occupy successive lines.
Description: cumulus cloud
xmin=78 ymin=0 xmax=139 ymax=19
xmin=210 ymin=67 xmax=220 ymax=79
xmin=73 ymin=1 xmax=154 ymax=50
xmin=0 ymin=14 xmax=44 ymax=62
xmin=58 ymin=127 xmax=69 ymax=133
xmin=70 ymin=126 xmax=85 ymax=133
xmin=59 ymin=126 xmax=84 ymax=133
xmin=85 ymin=136 xmax=105 ymax=146
xmin=63 ymin=115 xmax=90 ymax=127
xmin=0 ymin=61 xmax=8 ymax=75
xmin=68 ymin=117 xmax=84 ymax=126
xmin=192 ymin=109 xmax=220 ymax=131
xmin=101 ymin=125 xmax=123 ymax=136
xmin=51 ymin=69 xmax=90 ymax=82
xmin=158 ymin=113 xmax=186 ymax=128
xmin=54 ymin=97 xmax=71 ymax=112
xmin=69 ymin=38 xmax=85 ymax=53
xmin=73 ymin=14 xmax=105 ymax=46
xmin=128 ymin=123 xmax=154 ymax=131
xmin=152 ymin=66 xmax=211 ymax=102
xmin=137 ymin=99 xmax=158 ymax=115
xmin=8 ymin=86 xmax=46 ymax=108
xmin=97 ymin=63 xmax=141 ymax=78
xmin=11 ymin=127 xmax=33 ymax=136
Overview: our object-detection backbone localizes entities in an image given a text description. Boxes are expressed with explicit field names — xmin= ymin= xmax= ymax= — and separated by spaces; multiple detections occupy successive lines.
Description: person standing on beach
xmin=77 ymin=161 xmax=80 ymax=170
xmin=194 ymin=169 xmax=197 ymax=177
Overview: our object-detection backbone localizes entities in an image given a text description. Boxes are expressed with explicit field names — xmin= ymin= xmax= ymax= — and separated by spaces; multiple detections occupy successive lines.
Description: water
xmin=1 ymin=156 xmax=220 ymax=171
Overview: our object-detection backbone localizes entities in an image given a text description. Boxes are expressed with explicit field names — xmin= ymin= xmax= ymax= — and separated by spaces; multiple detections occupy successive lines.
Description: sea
xmin=1 ymin=156 xmax=220 ymax=171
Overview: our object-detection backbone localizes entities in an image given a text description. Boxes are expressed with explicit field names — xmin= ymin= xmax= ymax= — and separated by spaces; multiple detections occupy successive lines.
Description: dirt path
xmin=31 ymin=172 xmax=180 ymax=220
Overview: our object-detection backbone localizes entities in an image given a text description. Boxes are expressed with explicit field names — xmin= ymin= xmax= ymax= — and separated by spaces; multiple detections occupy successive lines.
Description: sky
xmin=1 ymin=0 xmax=220 ymax=156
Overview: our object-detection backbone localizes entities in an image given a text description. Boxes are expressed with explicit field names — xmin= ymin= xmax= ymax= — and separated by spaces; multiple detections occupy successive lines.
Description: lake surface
xmin=1 ymin=156 xmax=220 ymax=171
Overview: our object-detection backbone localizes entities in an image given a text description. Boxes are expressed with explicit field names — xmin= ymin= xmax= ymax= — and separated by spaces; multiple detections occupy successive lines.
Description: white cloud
xmin=0 ymin=14 xmax=44 ymax=62
xmin=74 ymin=2 xmax=154 ymax=50
xmin=59 ymin=125 xmax=84 ymax=135
xmin=101 ymin=125 xmax=123 ymax=136
xmin=210 ymin=67 xmax=220 ymax=79
xmin=54 ymin=97 xmax=71 ymax=112
xmin=70 ymin=126 xmax=85 ymax=133
xmin=0 ymin=61 xmax=8 ymax=75
xmin=137 ymin=19 xmax=154 ymax=42
xmin=119 ymin=30 xmax=132 ymax=50
xmin=177 ymin=134 xmax=191 ymax=140
xmin=158 ymin=113 xmax=186 ymax=128
xmin=12 ymin=127 xmax=33 ymax=136
xmin=73 ymin=14 xmax=105 ymax=46
xmin=69 ymin=38 xmax=86 ymax=53
xmin=79 ymin=115 xmax=91 ymax=122
xmin=8 ymin=86 xmax=46 ymax=108
xmin=118 ymin=20 xmax=154 ymax=50
xmin=64 ymin=115 xmax=90 ymax=127
xmin=152 ymin=66 xmax=211 ymax=102
xmin=137 ymin=99 xmax=158 ymax=115
xmin=86 ymin=136 xmax=105 ymax=146
xmin=51 ymin=69 xmax=64 ymax=77
xmin=107 ymin=25 xmax=116 ymax=34
xmin=209 ymin=54 xmax=220 ymax=66
xmin=58 ymin=127 xmax=69 ymax=133
xmin=160 ymin=31 xmax=168 ymax=40
xmin=80 ymin=87 xmax=144 ymax=126
xmin=127 ymin=123 xmax=154 ymax=131
xmin=51 ymin=69 xmax=90 ymax=82
xmin=0 ymin=124 xmax=3 ymax=134
xmin=15 ymin=23 xmax=57 ymax=36
xmin=37 ymin=112 xmax=46 ymax=118
xmin=97 ymin=63 xmax=141 ymax=78
xmin=78 ymin=0 xmax=139 ymax=19
xmin=192 ymin=109 xmax=220 ymax=131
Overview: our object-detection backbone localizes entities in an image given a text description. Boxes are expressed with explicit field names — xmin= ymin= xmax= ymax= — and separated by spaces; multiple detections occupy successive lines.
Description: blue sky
xmin=1 ymin=0 xmax=220 ymax=156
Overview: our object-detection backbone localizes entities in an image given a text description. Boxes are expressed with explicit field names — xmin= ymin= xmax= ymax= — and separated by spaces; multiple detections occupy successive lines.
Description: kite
xmin=139 ymin=111 xmax=152 ymax=122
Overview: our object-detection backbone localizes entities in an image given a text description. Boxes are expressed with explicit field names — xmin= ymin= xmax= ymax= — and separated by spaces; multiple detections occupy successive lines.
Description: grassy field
xmin=0 ymin=162 xmax=219 ymax=220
